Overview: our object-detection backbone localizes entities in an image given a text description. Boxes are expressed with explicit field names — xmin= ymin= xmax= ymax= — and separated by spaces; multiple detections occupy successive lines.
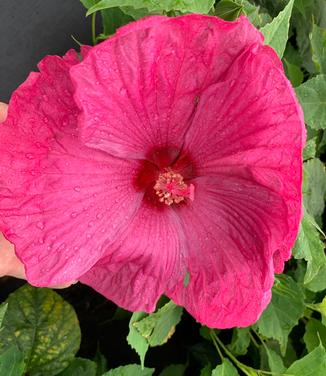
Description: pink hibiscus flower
xmin=0 ymin=15 xmax=304 ymax=328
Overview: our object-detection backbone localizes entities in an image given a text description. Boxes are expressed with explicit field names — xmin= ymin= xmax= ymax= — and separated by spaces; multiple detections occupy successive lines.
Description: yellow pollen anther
xmin=154 ymin=169 xmax=194 ymax=206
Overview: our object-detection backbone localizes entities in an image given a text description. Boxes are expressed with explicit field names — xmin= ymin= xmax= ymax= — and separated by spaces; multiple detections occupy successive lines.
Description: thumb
xmin=0 ymin=102 xmax=8 ymax=123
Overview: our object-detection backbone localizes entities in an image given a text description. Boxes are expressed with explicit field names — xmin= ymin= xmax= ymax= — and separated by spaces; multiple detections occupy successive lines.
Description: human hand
xmin=0 ymin=102 xmax=75 ymax=287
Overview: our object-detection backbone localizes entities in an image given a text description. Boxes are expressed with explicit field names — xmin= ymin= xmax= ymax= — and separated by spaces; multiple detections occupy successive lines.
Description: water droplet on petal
xmin=25 ymin=153 xmax=35 ymax=159
xmin=74 ymin=186 xmax=81 ymax=192
xmin=70 ymin=212 xmax=78 ymax=218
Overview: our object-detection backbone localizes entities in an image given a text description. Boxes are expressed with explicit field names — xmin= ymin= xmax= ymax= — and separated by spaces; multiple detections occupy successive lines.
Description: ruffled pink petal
xmin=0 ymin=54 xmax=142 ymax=286
xmin=80 ymin=198 xmax=186 ymax=312
xmin=180 ymin=44 xmax=305 ymax=272
xmin=71 ymin=15 xmax=262 ymax=160
xmin=168 ymin=175 xmax=288 ymax=328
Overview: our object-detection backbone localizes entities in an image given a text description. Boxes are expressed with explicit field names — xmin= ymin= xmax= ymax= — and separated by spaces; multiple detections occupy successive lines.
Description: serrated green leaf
xmin=285 ymin=342 xmax=326 ymax=375
xmin=58 ymin=358 xmax=97 ymax=376
xmin=292 ymin=211 xmax=326 ymax=284
xmin=159 ymin=363 xmax=187 ymax=376
xmin=0 ymin=345 xmax=25 ymax=376
xmin=305 ymin=265 xmax=326 ymax=292
xmin=303 ymin=137 xmax=317 ymax=160
xmin=257 ymin=275 xmax=305 ymax=354
xmin=260 ymin=0 xmax=294 ymax=58
xmin=133 ymin=301 xmax=182 ymax=347
xmin=86 ymin=0 xmax=215 ymax=15
xmin=127 ymin=312 xmax=149 ymax=368
xmin=215 ymin=1 xmax=243 ymax=21
xmin=265 ymin=346 xmax=286 ymax=373
xmin=212 ymin=359 xmax=239 ymax=376
xmin=295 ymin=75 xmax=326 ymax=130
xmin=0 ymin=303 xmax=8 ymax=329
xmin=228 ymin=328 xmax=250 ymax=356
xmin=311 ymin=23 xmax=326 ymax=74
xmin=303 ymin=318 xmax=326 ymax=353
xmin=102 ymin=364 xmax=154 ymax=376
xmin=0 ymin=284 xmax=81 ymax=376
xmin=234 ymin=0 xmax=270 ymax=27
xmin=303 ymin=159 xmax=326 ymax=223
xmin=283 ymin=59 xmax=303 ymax=87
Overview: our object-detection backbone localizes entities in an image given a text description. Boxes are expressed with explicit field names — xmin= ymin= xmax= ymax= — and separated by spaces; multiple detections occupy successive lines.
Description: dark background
xmin=0 ymin=0 xmax=93 ymax=102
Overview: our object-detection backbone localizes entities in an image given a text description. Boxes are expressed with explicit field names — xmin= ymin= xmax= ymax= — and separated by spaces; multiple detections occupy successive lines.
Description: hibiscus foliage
xmin=0 ymin=0 xmax=326 ymax=375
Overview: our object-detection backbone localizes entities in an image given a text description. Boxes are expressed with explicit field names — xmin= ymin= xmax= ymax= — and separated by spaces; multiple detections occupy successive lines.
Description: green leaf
xmin=292 ymin=211 xmax=326 ymax=285
xmin=0 ymin=303 xmax=8 ymax=329
xmin=200 ymin=364 xmax=212 ymax=376
xmin=294 ymin=0 xmax=314 ymax=19
xmin=260 ymin=0 xmax=295 ymax=58
xmin=309 ymin=296 xmax=326 ymax=325
xmin=127 ymin=312 xmax=149 ymax=368
xmin=256 ymin=275 xmax=305 ymax=354
xmin=212 ymin=359 xmax=239 ymax=376
xmin=311 ymin=23 xmax=326 ymax=74
xmin=283 ymin=59 xmax=304 ymax=87
xmin=101 ymin=7 xmax=134 ymax=35
xmin=133 ymin=301 xmax=183 ymax=347
xmin=285 ymin=342 xmax=326 ymax=375
xmin=0 ymin=346 xmax=25 ymax=376
xmin=233 ymin=0 xmax=271 ymax=28
xmin=159 ymin=364 xmax=187 ymax=376
xmin=58 ymin=358 xmax=97 ymax=376
xmin=86 ymin=0 xmax=215 ymax=15
xmin=215 ymin=1 xmax=243 ymax=21
xmin=303 ymin=137 xmax=317 ymax=160
xmin=305 ymin=265 xmax=326 ymax=292
xmin=303 ymin=158 xmax=326 ymax=223
xmin=93 ymin=349 xmax=108 ymax=375
xmin=295 ymin=75 xmax=326 ymax=130
xmin=103 ymin=364 xmax=154 ymax=376
xmin=228 ymin=327 xmax=250 ymax=356
xmin=264 ymin=346 xmax=286 ymax=373
xmin=0 ymin=284 xmax=81 ymax=376
xmin=80 ymin=0 xmax=98 ymax=8
xmin=304 ymin=318 xmax=326 ymax=353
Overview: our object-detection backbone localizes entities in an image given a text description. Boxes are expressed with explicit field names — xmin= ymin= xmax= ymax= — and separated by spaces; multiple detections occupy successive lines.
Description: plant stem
xmin=92 ymin=12 xmax=97 ymax=45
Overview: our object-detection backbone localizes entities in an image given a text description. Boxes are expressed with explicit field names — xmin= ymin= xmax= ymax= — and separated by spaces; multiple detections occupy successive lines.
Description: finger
xmin=0 ymin=233 xmax=26 ymax=279
xmin=0 ymin=102 xmax=8 ymax=123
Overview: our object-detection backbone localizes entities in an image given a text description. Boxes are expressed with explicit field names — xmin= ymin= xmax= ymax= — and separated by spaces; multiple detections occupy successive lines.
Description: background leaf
xmin=215 ymin=1 xmax=243 ymax=21
xmin=212 ymin=359 xmax=239 ymax=375
xmin=292 ymin=211 xmax=326 ymax=285
xmin=303 ymin=318 xmax=326 ymax=353
xmin=158 ymin=363 xmax=187 ymax=376
xmin=58 ymin=358 xmax=97 ymax=376
xmin=303 ymin=158 xmax=326 ymax=224
xmin=0 ymin=303 xmax=8 ymax=329
xmin=256 ymin=275 xmax=305 ymax=354
xmin=0 ymin=346 xmax=25 ymax=376
xmin=127 ymin=312 xmax=149 ymax=368
xmin=285 ymin=343 xmax=326 ymax=375
xmin=87 ymin=0 xmax=215 ymax=15
xmin=311 ymin=23 xmax=326 ymax=74
xmin=132 ymin=301 xmax=183 ymax=347
xmin=260 ymin=0 xmax=294 ymax=58
xmin=295 ymin=75 xmax=326 ymax=130
xmin=0 ymin=285 xmax=81 ymax=376
xmin=103 ymin=364 xmax=154 ymax=376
